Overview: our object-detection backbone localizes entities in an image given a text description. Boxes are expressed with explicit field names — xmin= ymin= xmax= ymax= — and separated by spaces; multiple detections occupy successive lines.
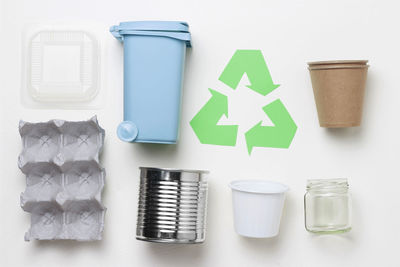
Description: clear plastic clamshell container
xmin=22 ymin=24 xmax=105 ymax=109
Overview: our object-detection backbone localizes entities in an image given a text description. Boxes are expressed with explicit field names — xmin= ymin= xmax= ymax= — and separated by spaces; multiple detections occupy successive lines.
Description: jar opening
xmin=306 ymin=178 xmax=349 ymax=191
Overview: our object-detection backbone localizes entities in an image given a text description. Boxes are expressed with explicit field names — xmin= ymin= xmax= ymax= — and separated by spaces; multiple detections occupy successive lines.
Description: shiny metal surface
xmin=136 ymin=167 xmax=208 ymax=244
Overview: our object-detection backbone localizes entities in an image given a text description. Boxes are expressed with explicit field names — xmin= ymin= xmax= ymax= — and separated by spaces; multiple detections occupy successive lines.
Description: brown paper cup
xmin=308 ymin=60 xmax=369 ymax=128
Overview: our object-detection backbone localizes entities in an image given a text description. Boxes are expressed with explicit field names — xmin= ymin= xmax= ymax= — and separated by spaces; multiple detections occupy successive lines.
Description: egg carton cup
xmin=18 ymin=116 xmax=106 ymax=241
xmin=18 ymin=116 xmax=104 ymax=164
xmin=22 ymin=199 xmax=105 ymax=241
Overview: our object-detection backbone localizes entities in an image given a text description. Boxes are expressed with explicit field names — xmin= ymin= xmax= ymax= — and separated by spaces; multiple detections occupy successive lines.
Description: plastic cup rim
xmin=229 ymin=180 xmax=289 ymax=194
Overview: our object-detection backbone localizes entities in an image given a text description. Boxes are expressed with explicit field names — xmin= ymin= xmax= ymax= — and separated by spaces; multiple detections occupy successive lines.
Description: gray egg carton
xmin=18 ymin=116 xmax=106 ymax=241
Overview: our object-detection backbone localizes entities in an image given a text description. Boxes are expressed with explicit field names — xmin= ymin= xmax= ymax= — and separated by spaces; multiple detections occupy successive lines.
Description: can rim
xmin=139 ymin=166 xmax=209 ymax=174
xmin=136 ymin=236 xmax=204 ymax=244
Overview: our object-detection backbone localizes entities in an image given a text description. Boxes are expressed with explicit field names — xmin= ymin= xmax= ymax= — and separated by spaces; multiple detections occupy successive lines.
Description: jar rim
xmin=307 ymin=178 xmax=348 ymax=190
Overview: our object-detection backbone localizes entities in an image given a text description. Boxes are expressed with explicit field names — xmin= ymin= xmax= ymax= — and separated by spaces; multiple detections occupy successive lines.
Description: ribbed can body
xmin=136 ymin=167 xmax=208 ymax=243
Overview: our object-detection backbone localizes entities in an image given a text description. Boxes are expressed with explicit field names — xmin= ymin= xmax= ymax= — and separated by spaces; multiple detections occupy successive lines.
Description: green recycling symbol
xmin=190 ymin=50 xmax=297 ymax=154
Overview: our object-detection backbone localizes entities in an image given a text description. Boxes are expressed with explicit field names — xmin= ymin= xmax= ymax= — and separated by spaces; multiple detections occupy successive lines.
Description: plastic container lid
xmin=21 ymin=24 xmax=106 ymax=109
xmin=110 ymin=21 xmax=191 ymax=46
xmin=28 ymin=30 xmax=99 ymax=102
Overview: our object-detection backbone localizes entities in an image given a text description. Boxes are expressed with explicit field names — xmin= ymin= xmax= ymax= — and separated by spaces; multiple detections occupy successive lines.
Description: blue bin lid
xmin=110 ymin=21 xmax=191 ymax=46
xmin=115 ymin=21 xmax=189 ymax=32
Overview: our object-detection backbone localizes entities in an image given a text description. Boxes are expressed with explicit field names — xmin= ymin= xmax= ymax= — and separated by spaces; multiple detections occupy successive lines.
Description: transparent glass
xmin=304 ymin=178 xmax=351 ymax=233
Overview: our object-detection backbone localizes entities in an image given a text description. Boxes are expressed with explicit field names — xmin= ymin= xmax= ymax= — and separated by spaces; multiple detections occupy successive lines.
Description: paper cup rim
xmin=229 ymin=180 xmax=289 ymax=194
xmin=308 ymin=60 xmax=368 ymax=65
xmin=308 ymin=64 xmax=369 ymax=70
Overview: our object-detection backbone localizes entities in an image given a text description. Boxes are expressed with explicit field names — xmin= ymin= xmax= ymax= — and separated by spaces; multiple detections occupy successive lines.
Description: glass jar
xmin=304 ymin=178 xmax=351 ymax=233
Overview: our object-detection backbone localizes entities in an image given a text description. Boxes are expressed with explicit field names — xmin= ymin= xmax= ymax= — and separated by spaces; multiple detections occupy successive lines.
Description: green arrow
xmin=190 ymin=89 xmax=238 ymax=146
xmin=218 ymin=50 xmax=280 ymax=96
xmin=245 ymin=99 xmax=297 ymax=154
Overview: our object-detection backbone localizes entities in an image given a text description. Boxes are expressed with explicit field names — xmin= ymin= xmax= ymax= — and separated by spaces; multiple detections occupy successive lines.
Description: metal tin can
xmin=136 ymin=167 xmax=208 ymax=243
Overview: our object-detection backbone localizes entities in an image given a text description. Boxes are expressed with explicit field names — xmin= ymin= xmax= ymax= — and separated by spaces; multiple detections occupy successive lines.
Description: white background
xmin=0 ymin=0 xmax=398 ymax=266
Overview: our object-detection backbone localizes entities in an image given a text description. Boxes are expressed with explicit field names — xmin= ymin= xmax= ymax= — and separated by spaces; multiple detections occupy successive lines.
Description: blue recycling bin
xmin=110 ymin=21 xmax=191 ymax=144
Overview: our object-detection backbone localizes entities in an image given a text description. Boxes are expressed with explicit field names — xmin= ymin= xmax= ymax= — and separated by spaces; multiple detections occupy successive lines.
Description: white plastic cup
xmin=229 ymin=180 xmax=289 ymax=238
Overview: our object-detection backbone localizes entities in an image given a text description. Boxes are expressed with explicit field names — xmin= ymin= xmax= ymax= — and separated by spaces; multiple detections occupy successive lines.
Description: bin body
xmin=110 ymin=21 xmax=191 ymax=143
